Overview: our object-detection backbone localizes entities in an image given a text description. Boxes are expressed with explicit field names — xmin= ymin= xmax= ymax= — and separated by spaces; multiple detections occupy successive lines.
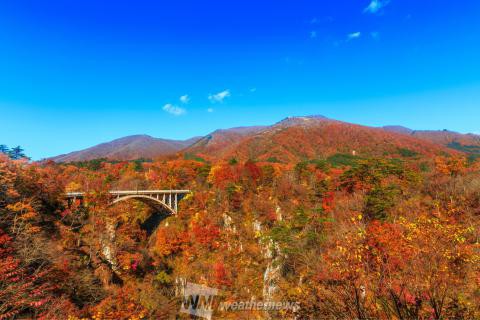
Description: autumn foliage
xmin=0 ymin=140 xmax=479 ymax=319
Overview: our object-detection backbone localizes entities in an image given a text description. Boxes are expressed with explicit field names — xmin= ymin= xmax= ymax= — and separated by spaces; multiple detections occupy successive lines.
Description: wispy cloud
xmin=347 ymin=32 xmax=361 ymax=40
xmin=179 ymin=94 xmax=190 ymax=104
xmin=163 ymin=103 xmax=186 ymax=116
xmin=364 ymin=0 xmax=391 ymax=14
xmin=250 ymin=87 xmax=257 ymax=93
xmin=370 ymin=31 xmax=380 ymax=39
xmin=310 ymin=31 xmax=317 ymax=39
xmin=208 ymin=90 xmax=231 ymax=103
xmin=207 ymin=108 xmax=214 ymax=113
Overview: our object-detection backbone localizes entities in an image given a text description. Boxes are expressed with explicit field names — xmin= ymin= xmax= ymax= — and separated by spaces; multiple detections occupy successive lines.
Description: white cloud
xmin=208 ymin=89 xmax=231 ymax=103
xmin=348 ymin=32 xmax=361 ymax=40
xmin=364 ymin=0 xmax=390 ymax=14
xmin=310 ymin=31 xmax=317 ymax=38
xmin=179 ymin=94 xmax=190 ymax=104
xmin=163 ymin=103 xmax=186 ymax=116
xmin=207 ymin=108 xmax=214 ymax=113
xmin=250 ymin=87 xmax=257 ymax=93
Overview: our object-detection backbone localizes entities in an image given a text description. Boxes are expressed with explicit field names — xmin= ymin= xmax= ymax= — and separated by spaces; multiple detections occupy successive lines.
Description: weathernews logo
xmin=179 ymin=282 xmax=219 ymax=320
xmin=179 ymin=281 xmax=299 ymax=319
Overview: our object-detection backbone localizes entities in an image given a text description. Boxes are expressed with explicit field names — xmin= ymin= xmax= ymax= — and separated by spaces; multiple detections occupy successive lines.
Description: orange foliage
xmin=154 ymin=227 xmax=188 ymax=257
xmin=191 ymin=219 xmax=221 ymax=248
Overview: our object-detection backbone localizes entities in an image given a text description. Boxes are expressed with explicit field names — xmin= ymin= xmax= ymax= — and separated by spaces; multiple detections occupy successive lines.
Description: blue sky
xmin=1 ymin=0 xmax=480 ymax=160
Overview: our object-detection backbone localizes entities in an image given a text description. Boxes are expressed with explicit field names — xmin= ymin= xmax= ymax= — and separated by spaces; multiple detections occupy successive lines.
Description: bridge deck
xmin=66 ymin=190 xmax=191 ymax=198
xmin=65 ymin=190 xmax=191 ymax=215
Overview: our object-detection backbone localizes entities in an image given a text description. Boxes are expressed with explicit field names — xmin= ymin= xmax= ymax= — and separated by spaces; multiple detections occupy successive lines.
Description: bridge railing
xmin=109 ymin=190 xmax=191 ymax=195
xmin=65 ymin=190 xmax=191 ymax=197
xmin=65 ymin=190 xmax=191 ymax=215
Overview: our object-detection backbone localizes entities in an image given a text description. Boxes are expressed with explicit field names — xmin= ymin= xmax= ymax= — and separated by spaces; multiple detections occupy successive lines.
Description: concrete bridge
xmin=65 ymin=190 xmax=192 ymax=271
xmin=66 ymin=190 xmax=191 ymax=215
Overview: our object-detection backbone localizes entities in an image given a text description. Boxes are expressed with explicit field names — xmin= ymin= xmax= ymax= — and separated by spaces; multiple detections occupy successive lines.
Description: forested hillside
xmin=49 ymin=116 xmax=478 ymax=165
xmin=1 ymin=136 xmax=479 ymax=319
xmin=383 ymin=126 xmax=480 ymax=156
xmin=184 ymin=117 xmax=457 ymax=162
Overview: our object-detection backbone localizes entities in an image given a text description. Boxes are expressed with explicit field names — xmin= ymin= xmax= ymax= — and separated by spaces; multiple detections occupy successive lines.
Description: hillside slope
xmin=383 ymin=126 xmax=480 ymax=154
xmin=185 ymin=126 xmax=267 ymax=156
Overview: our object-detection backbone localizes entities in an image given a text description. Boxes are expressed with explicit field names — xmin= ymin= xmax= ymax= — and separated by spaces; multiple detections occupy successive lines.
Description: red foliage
xmin=0 ymin=229 xmax=58 ymax=319
xmin=243 ymin=160 xmax=262 ymax=183
xmin=365 ymin=221 xmax=412 ymax=273
xmin=209 ymin=164 xmax=240 ymax=188
xmin=213 ymin=262 xmax=232 ymax=287
xmin=322 ymin=191 xmax=335 ymax=212
xmin=191 ymin=220 xmax=220 ymax=248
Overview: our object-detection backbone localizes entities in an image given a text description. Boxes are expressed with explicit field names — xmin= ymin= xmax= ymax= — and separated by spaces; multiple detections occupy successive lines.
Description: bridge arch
xmin=109 ymin=194 xmax=179 ymax=235
xmin=66 ymin=190 xmax=190 ymax=235
xmin=110 ymin=194 xmax=176 ymax=215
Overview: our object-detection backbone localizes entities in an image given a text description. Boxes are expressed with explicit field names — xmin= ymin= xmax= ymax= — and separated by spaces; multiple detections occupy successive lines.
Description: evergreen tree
xmin=0 ymin=144 xmax=9 ymax=155
xmin=6 ymin=146 xmax=29 ymax=160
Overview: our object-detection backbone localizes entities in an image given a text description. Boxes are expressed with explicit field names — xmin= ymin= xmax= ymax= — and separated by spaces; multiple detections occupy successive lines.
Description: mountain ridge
xmin=184 ymin=117 xmax=457 ymax=162
xmin=382 ymin=126 xmax=480 ymax=154
xmin=50 ymin=135 xmax=201 ymax=162
xmin=50 ymin=116 xmax=480 ymax=162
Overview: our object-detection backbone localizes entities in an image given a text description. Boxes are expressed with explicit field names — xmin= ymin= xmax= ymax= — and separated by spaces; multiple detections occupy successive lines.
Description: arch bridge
xmin=65 ymin=190 xmax=191 ymax=215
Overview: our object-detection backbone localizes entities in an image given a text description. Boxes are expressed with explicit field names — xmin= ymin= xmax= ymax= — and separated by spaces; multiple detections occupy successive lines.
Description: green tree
xmin=0 ymin=145 xmax=9 ymax=155
xmin=364 ymin=184 xmax=400 ymax=220
xmin=0 ymin=145 xmax=29 ymax=160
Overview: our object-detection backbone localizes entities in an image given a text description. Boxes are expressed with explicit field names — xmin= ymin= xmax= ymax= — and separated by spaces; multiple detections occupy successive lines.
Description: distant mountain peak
xmin=275 ymin=115 xmax=330 ymax=127
xmin=50 ymin=135 xmax=200 ymax=162
xmin=283 ymin=114 xmax=329 ymax=121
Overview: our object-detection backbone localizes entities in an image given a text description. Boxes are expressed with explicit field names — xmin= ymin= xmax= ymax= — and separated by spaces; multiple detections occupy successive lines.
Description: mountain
xmin=183 ymin=116 xmax=455 ymax=162
xmin=274 ymin=115 xmax=329 ymax=128
xmin=184 ymin=116 xmax=332 ymax=159
xmin=383 ymin=126 xmax=480 ymax=154
xmin=51 ymin=116 xmax=474 ymax=163
xmin=51 ymin=135 xmax=200 ymax=162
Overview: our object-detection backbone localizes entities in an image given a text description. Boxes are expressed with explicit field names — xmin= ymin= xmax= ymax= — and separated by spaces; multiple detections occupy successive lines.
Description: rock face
xmin=101 ymin=220 xmax=118 ymax=271
xmin=263 ymin=240 xmax=281 ymax=301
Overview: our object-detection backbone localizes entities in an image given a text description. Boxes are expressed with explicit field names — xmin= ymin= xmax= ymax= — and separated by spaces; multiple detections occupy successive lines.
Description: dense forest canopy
xmin=0 ymin=142 xmax=479 ymax=319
